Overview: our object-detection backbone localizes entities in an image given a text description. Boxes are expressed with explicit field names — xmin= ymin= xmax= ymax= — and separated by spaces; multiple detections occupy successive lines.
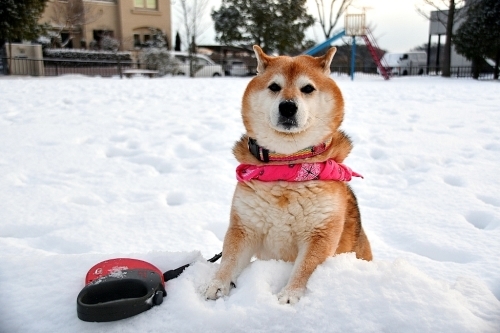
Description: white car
xmin=171 ymin=52 xmax=224 ymax=77
xmin=379 ymin=52 xmax=427 ymax=76
xmin=224 ymin=60 xmax=249 ymax=76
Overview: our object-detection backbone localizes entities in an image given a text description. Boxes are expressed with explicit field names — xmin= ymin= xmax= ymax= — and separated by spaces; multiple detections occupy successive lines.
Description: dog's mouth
xmin=278 ymin=116 xmax=298 ymax=130
xmin=272 ymin=117 xmax=311 ymax=134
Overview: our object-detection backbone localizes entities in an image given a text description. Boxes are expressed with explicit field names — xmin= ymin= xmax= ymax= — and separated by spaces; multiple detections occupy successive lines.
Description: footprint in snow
xmin=38 ymin=141 xmax=59 ymax=146
xmin=449 ymin=123 xmax=464 ymax=129
xmin=483 ymin=143 xmax=500 ymax=151
xmin=478 ymin=127 xmax=494 ymax=134
xmin=129 ymin=155 xmax=173 ymax=174
xmin=460 ymin=149 xmax=475 ymax=159
xmin=105 ymin=147 xmax=141 ymax=158
xmin=477 ymin=195 xmax=500 ymax=207
xmin=465 ymin=210 xmax=499 ymax=230
xmin=166 ymin=192 xmax=186 ymax=206
xmin=109 ymin=134 xmax=128 ymax=142
xmin=408 ymin=114 xmax=420 ymax=123
xmin=443 ymin=175 xmax=466 ymax=187
xmin=370 ymin=148 xmax=386 ymax=160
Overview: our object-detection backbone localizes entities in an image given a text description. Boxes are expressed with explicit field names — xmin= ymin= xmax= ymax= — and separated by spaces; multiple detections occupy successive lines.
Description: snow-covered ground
xmin=0 ymin=74 xmax=499 ymax=333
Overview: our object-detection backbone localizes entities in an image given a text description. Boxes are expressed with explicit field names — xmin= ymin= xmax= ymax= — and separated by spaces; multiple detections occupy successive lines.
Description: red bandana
xmin=236 ymin=159 xmax=363 ymax=182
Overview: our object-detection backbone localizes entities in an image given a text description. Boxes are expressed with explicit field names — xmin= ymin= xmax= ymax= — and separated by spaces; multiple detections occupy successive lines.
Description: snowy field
xmin=0 ymin=74 xmax=499 ymax=333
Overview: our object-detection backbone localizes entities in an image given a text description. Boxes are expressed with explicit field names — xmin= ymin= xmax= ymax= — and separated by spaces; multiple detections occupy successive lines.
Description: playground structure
xmin=304 ymin=14 xmax=390 ymax=80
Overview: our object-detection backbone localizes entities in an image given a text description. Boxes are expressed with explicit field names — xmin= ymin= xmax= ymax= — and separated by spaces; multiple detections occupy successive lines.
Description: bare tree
xmin=50 ymin=0 xmax=101 ymax=47
xmin=416 ymin=0 xmax=467 ymax=77
xmin=178 ymin=0 xmax=209 ymax=77
xmin=313 ymin=0 xmax=354 ymax=39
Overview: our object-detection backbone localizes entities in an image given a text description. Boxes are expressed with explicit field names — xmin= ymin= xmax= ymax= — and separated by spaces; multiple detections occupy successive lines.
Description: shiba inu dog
xmin=205 ymin=46 xmax=372 ymax=304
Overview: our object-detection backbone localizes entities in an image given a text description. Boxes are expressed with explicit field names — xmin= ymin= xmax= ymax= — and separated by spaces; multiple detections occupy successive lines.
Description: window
xmin=174 ymin=55 xmax=187 ymax=63
xmin=196 ymin=58 xmax=210 ymax=66
xmin=61 ymin=33 xmax=73 ymax=48
xmin=134 ymin=0 xmax=157 ymax=9
xmin=132 ymin=28 xmax=162 ymax=47
xmin=93 ymin=30 xmax=113 ymax=41
xmin=133 ymin=34 xmax=140 ymax=47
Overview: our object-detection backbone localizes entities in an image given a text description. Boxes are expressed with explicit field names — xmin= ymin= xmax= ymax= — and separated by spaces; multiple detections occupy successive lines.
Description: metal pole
xmin=350 ymin=37 xmax=356 ymax=81
xmin=117 ymin=55 xmax=122 ymax=79
xmin=426 ymin=35 xmax=432 ymax=74
xmin=436 ymin=34 xmax=441 ymax=74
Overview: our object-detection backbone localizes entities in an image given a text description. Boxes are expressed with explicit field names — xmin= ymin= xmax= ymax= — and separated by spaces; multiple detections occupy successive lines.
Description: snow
xmin=0 ymin=74 xmax=499 ymax=332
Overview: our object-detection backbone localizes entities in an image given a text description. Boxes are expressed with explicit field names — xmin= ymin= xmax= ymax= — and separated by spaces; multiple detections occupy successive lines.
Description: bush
xmin=140 ymin=48 xmax=180 ymax=76
xmin=100 ymin=36 xmax=120 ymax=52
xmin=143 ymin=28 xmax=169 ymax=49
xmin=43 ymin=49 xmax=132 ymax=62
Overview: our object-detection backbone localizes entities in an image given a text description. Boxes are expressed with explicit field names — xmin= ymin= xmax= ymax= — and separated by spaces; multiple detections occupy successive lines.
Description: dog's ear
xmin=317 ymin=47 xmax=337 ymax=75
xmin=253 ymin=45 xmax=271 ymax=74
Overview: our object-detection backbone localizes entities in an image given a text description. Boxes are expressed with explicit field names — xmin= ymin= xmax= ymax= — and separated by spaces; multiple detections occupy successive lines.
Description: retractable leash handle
xmin=77 ymin=252 xmax=222 ymax=322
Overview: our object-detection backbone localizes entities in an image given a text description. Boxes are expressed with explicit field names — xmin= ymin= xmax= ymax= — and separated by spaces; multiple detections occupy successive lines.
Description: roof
xmin=197 ymin=45 xmax=254 ymax=55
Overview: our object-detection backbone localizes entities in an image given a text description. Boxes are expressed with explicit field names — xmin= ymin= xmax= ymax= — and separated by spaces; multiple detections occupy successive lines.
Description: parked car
xmin=379 ymin=52 xmax=427 ymax=76
xmin=223 ymin=59 xmax=249 ymax=76
xmin=171 ymin=51 xmax=224 ymax=77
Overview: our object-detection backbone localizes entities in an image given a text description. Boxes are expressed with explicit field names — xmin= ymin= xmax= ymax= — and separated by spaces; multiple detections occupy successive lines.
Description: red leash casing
xmin=77 ymin=258 xmax=165 ymax=322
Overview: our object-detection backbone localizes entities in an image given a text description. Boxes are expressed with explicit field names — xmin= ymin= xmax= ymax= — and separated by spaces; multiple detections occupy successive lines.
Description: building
xmin=39 ymin=0 xmax=172 ymax=51
xmin=427 ymin=8 xmax=470 ymax=68
xmin=425 ymin=0 xmax=486 ymax=68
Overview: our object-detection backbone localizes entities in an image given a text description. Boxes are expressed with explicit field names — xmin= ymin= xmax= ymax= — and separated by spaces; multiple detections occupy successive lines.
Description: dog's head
xmin=241 ymin=46 xmax=344 ymax=155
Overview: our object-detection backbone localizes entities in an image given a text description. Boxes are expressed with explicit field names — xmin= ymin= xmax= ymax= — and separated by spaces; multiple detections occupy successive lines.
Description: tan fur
xmin=205 ymin=46 xmax=372 ymax=304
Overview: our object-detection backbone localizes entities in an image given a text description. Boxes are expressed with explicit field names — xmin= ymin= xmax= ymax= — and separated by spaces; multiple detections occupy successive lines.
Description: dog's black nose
xmin=279 ymin=101 xmax=297 ymax=119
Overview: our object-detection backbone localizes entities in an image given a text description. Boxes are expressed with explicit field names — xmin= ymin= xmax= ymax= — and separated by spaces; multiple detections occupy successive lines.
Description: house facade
xmin=39 ymin=0 xmax=172 ymax=51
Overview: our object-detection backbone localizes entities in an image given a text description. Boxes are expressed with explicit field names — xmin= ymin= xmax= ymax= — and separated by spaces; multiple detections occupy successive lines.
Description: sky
xmin=173 ymin=0 xmax=437 ymax=53
xmin=325 ymin=0 xmax=434 ymax=52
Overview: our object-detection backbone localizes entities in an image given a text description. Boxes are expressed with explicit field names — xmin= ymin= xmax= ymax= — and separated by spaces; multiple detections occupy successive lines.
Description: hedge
xmin=43 ymin=49 xmax=132 ymax=62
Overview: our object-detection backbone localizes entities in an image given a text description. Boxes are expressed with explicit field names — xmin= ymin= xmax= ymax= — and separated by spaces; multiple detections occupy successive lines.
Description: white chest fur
xmin=232 ymin=180 xmax=344 ymax=261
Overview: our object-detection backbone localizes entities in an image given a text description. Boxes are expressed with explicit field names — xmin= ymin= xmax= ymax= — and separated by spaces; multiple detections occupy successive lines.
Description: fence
xmin=380 ymin=65 xmax=497 ymax=79
xmin=0 ymin=57 xmax=229 ymax=78
xmin=1 ymin=57 xmax=136 ymax=77
xmin=328 ymin=65 xmax=497 ymax=80
xmin=0 ymin=57 xmax=497 ymax=80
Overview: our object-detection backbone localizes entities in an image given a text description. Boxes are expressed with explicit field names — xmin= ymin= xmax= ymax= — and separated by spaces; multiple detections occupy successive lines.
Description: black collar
xmin=248 ymin=138 xmax=270 ymax=162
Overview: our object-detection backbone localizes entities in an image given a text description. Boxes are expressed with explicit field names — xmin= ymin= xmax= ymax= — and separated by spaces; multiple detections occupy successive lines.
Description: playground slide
xmin=302 ymin=25 xmax=390 ymax=80
xmin=303 ymin=30 xmax=346 ymax=56
xmin=485 ymin=58 xmax=499 ymax=69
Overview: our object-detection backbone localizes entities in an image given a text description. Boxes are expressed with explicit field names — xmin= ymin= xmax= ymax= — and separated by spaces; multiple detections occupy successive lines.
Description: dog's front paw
xmin=277 ymin=287 xmax=304 ymax=305
xmin=204 ymin=279 xmax=231 ymax=300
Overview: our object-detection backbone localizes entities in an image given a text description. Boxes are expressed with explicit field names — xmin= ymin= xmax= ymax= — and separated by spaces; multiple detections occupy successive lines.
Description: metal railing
xmin=0 ymin=57 xmax=230 ymax=78
xmin=0 ymin=58 xmax=497 ymax=80
xmin=329 ymin=65 xmax=497 ymax=80
xmin=44 ymin=58 xmax=135 ymax=77
xmin=0 ymin=57 xmax=135 ymax=77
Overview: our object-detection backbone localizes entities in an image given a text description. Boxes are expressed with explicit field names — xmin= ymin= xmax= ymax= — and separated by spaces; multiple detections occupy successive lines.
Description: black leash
xmin=163 ymin=252 xmax=222 ymax=282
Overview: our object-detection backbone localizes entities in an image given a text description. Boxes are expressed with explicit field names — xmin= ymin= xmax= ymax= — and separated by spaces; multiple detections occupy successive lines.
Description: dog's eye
xmin=301 ymin=84 xmax=315 ymax=94
xmin=268 ymin=83 xmax=281 ymax=92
